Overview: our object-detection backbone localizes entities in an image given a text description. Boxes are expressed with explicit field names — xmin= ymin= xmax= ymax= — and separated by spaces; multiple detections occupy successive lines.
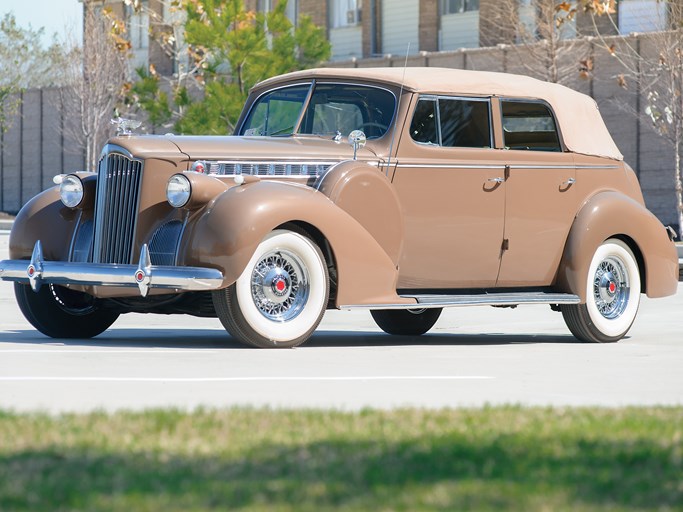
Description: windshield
xmin=240 ymin=83 xmax=396 ymax=139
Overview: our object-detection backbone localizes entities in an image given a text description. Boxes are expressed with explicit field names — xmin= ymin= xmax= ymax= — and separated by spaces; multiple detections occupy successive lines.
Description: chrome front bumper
xmin=0 ymin=241 xmax=224 ymax=296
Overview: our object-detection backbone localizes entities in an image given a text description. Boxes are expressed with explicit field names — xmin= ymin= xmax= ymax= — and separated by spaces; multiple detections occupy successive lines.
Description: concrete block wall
xmin=0 ymin=88 xmax=85 ymax=214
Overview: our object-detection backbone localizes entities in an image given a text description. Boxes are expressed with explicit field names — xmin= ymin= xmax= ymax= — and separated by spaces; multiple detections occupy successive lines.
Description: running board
xmin=341 ymin=292 xmax=580 ymax=310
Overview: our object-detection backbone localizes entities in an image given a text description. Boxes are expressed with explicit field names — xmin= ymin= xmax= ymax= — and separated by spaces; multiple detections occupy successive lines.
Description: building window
xmin=441 ymin=0 xmax=479 ymax=15
xmin=619 ymin=0 xmax=667 ymax=34
xmin=128 ymin=2 xmax=149 ymax=50
xmin=329 ymin=0 xmax=362 ymax=28
xmin=258 ymin=0 xmax=298 ymax=24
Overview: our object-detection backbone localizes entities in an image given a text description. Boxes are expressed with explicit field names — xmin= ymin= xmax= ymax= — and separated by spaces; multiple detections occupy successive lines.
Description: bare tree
xmin=59 ymin=2 xmax=131 ymax=170
xmin=124 ymin=0 xmax=206 ymax=131
xmin=481 ymin=0 xmax=588 ymax=85
xmin=583 ymin=0 xmax=683 ymax=236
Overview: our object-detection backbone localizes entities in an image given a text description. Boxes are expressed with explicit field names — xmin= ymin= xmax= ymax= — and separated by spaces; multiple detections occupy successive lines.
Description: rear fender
xmin=557 ymin=191 xmax=678 ymax=301
xmin=180 ymin=180 xmax=413 ymax=307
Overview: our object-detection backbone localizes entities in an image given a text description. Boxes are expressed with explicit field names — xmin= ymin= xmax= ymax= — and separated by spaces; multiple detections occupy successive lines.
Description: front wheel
xmin=212 ymin=229 xmax=329 ymax=348
xmin=15 ymin=283 xmax=119 ymax=338
xmin=561 ymin=239 xmax=641 ymax=343
xmin=371 ymin=308 xmax=443 ymax=336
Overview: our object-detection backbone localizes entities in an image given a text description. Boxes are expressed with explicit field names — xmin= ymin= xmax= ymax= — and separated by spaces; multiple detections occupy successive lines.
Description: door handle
xmin=488 ymin=177 xmax=505 ymax=183
xmin=562 ymin=177 xmax=576 ymax=187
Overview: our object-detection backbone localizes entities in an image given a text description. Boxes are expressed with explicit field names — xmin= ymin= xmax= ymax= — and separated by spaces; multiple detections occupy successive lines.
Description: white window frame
xmin=329 ymin=0 xmax=362 ymax=29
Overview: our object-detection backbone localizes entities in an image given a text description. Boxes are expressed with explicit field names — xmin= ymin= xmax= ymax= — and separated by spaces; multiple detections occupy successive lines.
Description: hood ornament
xmin=111 ymin=117 xmax=142 ymax=136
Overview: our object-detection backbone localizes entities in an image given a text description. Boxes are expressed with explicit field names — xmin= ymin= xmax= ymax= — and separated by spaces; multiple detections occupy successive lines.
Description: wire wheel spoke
xmin=251 ymin=249 xmax=309 ymax=322
xmin=592 ymin=256 xmax=630 ymax=320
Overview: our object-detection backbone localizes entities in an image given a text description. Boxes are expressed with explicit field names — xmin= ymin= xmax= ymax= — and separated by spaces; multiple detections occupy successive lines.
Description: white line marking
xmin=0 ymin=376 xmax=493 ymax=382
xmin=0 ymin=350 xmax=221 ymax=354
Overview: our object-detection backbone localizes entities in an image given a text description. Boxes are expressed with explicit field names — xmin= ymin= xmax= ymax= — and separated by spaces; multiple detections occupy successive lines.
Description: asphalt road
xmin=1 ymin=230 xmax=682 ymax=413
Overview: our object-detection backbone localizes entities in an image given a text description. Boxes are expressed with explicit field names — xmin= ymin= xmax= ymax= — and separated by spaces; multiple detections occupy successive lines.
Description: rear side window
xmin=410 ymin=96 xmax=491 ymax=148
xmin=501 ymin=100 xmax=561 ymax=151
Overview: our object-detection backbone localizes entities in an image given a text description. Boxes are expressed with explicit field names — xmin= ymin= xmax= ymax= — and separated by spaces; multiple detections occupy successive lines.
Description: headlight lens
xmin=59 ymin=174 xmax=84 ymax=208
xmin=166 ymin=174 xmax=191 ymax=208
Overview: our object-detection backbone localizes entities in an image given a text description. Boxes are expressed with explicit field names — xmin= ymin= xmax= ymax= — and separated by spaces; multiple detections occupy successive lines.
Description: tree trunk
xmin=676 ymin=140 xmax=683 ymax=240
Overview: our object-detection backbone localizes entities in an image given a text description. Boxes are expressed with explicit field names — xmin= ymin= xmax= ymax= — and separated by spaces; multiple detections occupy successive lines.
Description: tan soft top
xmin=256 ymin=67 xmax=623 ymax=161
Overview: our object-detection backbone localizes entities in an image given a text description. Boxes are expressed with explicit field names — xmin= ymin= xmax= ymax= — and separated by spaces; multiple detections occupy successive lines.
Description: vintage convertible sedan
xmin=0 ymin=68 xmax=678 ymax=347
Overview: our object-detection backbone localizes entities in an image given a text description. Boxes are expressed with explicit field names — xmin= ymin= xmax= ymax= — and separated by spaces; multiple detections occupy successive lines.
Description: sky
xmin=1 ymin=0 xmax=83 ymax=46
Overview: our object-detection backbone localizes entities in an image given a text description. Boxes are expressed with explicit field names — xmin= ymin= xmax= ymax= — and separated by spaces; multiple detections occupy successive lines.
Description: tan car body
xmin=3 ymin=67 xmax=678 ymax=343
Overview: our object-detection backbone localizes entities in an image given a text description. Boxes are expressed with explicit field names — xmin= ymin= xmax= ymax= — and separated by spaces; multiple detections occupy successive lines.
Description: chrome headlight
xmin=59 ymin=174 xmax=84 ymax=208
xmin=166 ymin=174 xmax=191 ymax=208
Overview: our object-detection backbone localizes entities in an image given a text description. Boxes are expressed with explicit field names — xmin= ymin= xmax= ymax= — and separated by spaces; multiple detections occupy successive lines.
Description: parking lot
xmin=1 ymin=231 xmax=682 ymax=413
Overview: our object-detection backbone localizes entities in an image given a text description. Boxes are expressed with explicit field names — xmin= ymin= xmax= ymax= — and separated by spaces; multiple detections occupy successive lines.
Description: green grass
xmin=0 ymin=406 xmax=682 ymax=511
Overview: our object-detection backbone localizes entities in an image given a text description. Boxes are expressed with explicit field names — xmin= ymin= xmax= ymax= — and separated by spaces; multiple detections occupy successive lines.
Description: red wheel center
xmin=275 ymin=279 xmax=286 ymax=292
xmin=608 ymin=281 xmax=616 ymax=294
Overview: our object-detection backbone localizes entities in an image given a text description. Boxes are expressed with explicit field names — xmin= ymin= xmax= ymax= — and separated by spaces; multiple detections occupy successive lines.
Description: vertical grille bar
xmin=92 ymin=150 xmax=143 ymax=264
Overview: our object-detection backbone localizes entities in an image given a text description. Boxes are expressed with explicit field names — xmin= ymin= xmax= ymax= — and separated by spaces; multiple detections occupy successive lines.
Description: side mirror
xmin=348 ymin=130 xmax=367 ymax=160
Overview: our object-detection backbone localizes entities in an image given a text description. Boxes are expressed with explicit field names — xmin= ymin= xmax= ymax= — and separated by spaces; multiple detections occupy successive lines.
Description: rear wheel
xmin=212 ymin=229 xmax=329 ymax=348
xmin=15 ymin=283 xmax=119 ymax=338
xmin=561 ymin=239 xmax=641 ymax=343
xmin=371 ymin=308 xmax=442 ymax=336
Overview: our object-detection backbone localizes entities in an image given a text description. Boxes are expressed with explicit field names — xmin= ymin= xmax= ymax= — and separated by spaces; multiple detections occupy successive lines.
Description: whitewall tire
xmin=213 ymin=229 xmax=329 ymax=348
xmin=561 ymin=239 xmax=641 ymax=343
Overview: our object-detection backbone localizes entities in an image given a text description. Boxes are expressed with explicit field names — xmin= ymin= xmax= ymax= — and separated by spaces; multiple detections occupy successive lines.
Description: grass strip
xmin=0 ymin=406 xmax=681 ymax=511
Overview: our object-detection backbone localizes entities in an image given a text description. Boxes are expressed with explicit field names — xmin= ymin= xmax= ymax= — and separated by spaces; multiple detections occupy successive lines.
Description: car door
xmin=391 ymin=95 xmax=506 ymax=289
xmin=495 ymin=99 xmax=581 ymax=287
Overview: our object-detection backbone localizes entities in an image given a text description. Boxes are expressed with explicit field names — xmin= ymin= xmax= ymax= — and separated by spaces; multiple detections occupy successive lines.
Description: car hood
xmin=110 ymin=134 xmax=378 ymax=163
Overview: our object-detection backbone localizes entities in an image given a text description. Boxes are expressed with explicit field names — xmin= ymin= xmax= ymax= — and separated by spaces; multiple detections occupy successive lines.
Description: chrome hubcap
xmin=251 ymin=250 xmax=309 ymax=321
xmin=593 ymin=256 xmax=630 ymax=319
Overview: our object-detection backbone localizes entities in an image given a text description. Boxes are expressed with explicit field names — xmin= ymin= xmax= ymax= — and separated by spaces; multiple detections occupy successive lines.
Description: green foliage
xmin=0 ymin=406 xmax=682 ymax=511
xmin=175 ymin=80 xmax=245 ymax=134
xmin=130 ymin=68 xmax=174 ymax=128
xmin=131 ymin=0 xmax=330 ymax=134
xmin=0 ymin=13 xmax=69 ymax=131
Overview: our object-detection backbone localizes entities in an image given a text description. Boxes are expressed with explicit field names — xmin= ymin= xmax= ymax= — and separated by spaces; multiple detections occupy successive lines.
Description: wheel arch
xmin=556 ymin=191 xmax=677 ymax=301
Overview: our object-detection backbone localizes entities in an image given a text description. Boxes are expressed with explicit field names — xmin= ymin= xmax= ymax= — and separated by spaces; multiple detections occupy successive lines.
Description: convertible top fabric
xmin=257 ymin=67 xmax=623 ymax=161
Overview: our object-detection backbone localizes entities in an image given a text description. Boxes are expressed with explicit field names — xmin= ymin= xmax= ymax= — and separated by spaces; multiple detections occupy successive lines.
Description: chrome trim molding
xmin=0 ymin=241 xmax=224 ymax=295
xmin=340 ymin=291 xmax=581 ymax=310
xmin=199 ymin=160 xmax=338 ymax=178
xmin=395 ymin=163 xmax=505 ymax=169
xmin=394 ymin=163 xmax=618 ymax=170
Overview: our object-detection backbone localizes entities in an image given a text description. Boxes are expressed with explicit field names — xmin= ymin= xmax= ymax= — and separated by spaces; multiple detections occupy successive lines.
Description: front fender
xmin=557 ymin=191 xmax=678 ymax=301
xmin=9 ymin=187 xmax=81 ymax=262
xmin=180 ymin=180 xmax=414 ymax=307
xmin=317 ymin=161 xmax=403 ymax=266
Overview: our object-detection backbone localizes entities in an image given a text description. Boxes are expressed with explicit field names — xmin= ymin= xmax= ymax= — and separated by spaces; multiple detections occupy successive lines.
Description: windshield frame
xmin=238 ymin=80 xmax=398 ymax=139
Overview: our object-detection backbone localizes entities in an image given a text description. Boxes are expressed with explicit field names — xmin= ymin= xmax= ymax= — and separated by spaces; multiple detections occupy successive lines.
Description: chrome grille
xmin=203 ymin=161 xmax=334 ymax=177
xmin=92 ymin=150 xmax=143 ymax=264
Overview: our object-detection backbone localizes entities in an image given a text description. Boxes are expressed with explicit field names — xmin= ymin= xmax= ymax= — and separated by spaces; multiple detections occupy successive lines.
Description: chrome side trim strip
xmin=394 ymin=163 xmax=618 ymax=170
xmin=340 ymin=292 xmax=581 ymax=310
xmin=395 ymin=163 xmax=505 ymax=169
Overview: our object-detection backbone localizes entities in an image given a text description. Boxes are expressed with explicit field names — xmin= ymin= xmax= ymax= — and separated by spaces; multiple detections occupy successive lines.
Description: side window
xmin=439 ymin=99 xmax=491 ymax=148
xmin=410 ymin=96 xmax=491 ymax=148
xmin=410 ymin=99 xmax=438 ymax=145
xmin=501 ymin=100 xmax=561 ymax=151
